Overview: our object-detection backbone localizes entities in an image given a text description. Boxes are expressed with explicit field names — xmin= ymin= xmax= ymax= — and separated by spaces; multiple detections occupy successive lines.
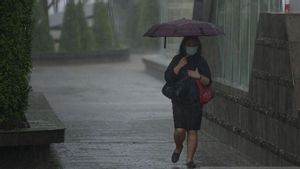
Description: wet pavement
xmin=26 ymin=54 xmax=261 ymax=168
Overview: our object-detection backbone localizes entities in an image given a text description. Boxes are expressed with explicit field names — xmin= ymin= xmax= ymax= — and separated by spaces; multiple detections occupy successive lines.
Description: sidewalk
xmin=29 ymin=54 xmax=262 ymax=168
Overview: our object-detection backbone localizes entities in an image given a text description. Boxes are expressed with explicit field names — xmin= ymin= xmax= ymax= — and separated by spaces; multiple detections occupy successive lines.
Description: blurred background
xmin=2 ymin=0 xmax=300 ymax=168
xmin=31 ymin=0 xmax=195 ymax=59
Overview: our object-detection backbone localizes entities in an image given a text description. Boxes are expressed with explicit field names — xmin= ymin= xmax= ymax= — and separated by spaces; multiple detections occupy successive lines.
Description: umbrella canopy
xmin=144 ymin=18 xmax=224 ymax=48
xmin=144 ymin=18 xmax=224 ymax=37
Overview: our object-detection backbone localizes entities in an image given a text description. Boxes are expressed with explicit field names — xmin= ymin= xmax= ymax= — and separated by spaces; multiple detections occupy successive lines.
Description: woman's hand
xmin=173 ymin=57 xmax=187 ymax=75
xmin=188 ymin=68 xmax=210 ymax=86
xmin=187 ymin=68 xmax=201 ymax=79
xmin=177 ymin=56 xmax=187 ymax=68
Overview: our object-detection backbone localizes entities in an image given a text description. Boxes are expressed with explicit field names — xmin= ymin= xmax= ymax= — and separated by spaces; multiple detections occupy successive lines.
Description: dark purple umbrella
xmin=144 ymin=18 xmax=224 ymax=48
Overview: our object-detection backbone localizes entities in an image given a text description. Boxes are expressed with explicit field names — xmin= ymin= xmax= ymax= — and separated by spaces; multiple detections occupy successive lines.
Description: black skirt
xmin=171 ymin=98 xmax=203 ymax=131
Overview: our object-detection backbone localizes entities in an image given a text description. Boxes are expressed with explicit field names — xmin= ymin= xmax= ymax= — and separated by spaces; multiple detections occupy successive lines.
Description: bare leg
xmin=186 ymin=130 xmax=198 ymax=162
xmin=174 ymin=128 xmax=186 ymax=152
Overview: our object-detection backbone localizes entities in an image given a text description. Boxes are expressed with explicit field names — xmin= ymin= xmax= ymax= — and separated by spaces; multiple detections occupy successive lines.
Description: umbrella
xmin=144 ymin=18 xmax=224 ymax=48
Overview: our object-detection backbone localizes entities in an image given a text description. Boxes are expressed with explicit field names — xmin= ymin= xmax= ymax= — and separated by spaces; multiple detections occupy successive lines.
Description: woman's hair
xmin=178 ymin=36 xmax=202 ymax=55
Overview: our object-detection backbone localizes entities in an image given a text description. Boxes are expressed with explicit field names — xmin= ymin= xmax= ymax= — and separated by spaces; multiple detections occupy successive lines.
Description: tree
xmin=116 ymin=0 xmax=138 ymax=47
xmin=59 ymin=1 xmax=95 ymax=52
xmin=32 ymin=0 xmax=55 ymax=52
xmin=93 ymin=1 xmax=116 ymax=49
xmin=135 ymin=0 xmax=160 ymax=49
xmin=109 ymin=0 xmax=135 ymax=46
xmin=59 ymin=1 xmax=78 ymax=51
xmin=76 ymin=1 xmax=96 ymax=51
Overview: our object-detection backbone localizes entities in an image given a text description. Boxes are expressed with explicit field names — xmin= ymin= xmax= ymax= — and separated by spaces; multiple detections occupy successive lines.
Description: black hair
xmin=178 ymin=36 xmax=202 ymax=56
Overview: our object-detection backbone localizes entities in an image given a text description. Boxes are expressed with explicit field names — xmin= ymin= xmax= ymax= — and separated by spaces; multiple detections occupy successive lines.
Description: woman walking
xmin=164 ymin=36 xmax=212 ymax=168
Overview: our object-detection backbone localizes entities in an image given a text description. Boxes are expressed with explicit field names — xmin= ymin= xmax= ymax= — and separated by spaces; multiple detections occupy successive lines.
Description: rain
xmin=1 ymin=0 xmax=300 ymax=168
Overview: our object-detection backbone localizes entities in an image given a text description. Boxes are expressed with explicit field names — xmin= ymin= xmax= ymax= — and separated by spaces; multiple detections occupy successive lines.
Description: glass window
xmin=212 ymin=0 xmax=282 ymax=90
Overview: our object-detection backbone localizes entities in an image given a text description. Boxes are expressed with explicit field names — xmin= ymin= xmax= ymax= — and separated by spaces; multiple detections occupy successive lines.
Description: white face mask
xmin=185 ymin=46 xmax=198 ymax=56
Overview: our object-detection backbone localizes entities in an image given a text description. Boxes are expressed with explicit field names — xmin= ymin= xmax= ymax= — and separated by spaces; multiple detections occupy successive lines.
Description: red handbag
xmin=195 ymin=79 xmax=214 ymax=104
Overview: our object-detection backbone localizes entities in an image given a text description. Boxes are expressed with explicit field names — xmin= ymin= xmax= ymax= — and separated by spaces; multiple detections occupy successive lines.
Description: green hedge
xmin=0 ymin=0 xmax=34 ymax=129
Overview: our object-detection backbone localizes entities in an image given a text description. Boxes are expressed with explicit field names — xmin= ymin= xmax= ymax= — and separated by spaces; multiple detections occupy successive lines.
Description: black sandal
xmin=186 ymin=161 xmax=196 ymax=168
xmin=171 ymin=146 xmax=183 ymax=163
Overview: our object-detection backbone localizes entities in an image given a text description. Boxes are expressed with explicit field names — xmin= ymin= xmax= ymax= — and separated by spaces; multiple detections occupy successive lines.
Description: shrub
xmin=0 ymin=0 xmax=34 ymax=129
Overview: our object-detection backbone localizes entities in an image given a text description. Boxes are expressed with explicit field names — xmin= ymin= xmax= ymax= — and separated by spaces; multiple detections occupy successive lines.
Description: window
xmin=211 ymin=0 xmax=282 ymax=90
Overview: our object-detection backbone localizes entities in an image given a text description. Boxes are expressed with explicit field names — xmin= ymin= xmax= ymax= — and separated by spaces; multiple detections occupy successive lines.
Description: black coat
xmin=164 ymin=53 xmax=212 ymax=101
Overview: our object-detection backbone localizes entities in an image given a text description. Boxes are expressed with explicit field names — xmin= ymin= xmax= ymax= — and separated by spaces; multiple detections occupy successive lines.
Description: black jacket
xmin=164 ymin=53 xmax=212 ymax=100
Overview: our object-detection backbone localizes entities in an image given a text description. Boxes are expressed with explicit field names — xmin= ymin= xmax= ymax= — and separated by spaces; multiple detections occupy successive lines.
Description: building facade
xmin=209 ymin=0 xmax=282 ymax=90
xmin=193 ymin=0 xmax=300 ymax=165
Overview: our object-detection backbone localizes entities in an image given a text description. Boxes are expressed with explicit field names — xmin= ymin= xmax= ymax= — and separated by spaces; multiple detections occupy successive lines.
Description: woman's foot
xmin=171 ymin=145 xmax=183 ymax=163
xmin=186 ymin=160 xmax=196 ymax=168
